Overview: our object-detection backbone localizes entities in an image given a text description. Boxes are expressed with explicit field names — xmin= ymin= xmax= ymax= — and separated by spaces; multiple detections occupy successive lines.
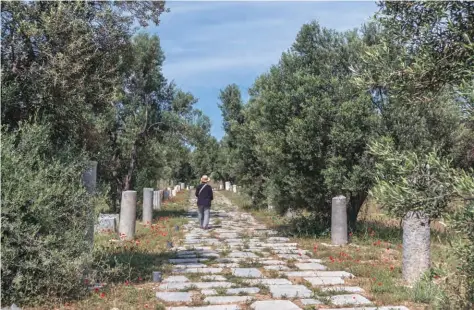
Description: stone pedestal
xmin=232 ymin=185 xmax=237 ymax=193
xmin=331 ymin=195 xmax=348 ymax=245
xmin=153 ymin=190 xmax=162 ymax=210
xmin=171 ymin=189 xmax=177 ymax=197
xmin=142 ymin=188 xmax=153 ymax=224
xmin=219 ymin=184 xmax=224 ymax=190
xmin=118 ymin=191 xmax=137 ymax=240
xmin=98 ymin=214 xmax=119 ymax=232
xmin=180 ymin=182 xmax=185 ymax=190
xmin=225 ymin=181 xmax=231 ymax=191
xmin=402 ymin=211 xmax=430 ymax=284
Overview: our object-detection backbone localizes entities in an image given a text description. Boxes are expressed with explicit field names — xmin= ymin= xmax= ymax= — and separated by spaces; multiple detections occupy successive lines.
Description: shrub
xmin=1 ymin=122 xmax=93 ymax=305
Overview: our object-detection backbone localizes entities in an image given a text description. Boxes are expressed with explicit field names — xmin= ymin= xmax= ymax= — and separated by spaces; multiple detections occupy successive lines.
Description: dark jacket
xmin=195 ymin=183 xmax=213 ymax=207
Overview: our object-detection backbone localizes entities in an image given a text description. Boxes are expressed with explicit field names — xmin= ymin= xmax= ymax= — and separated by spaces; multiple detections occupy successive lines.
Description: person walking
xmin=195 ymin=175 xmax=213 ymax=229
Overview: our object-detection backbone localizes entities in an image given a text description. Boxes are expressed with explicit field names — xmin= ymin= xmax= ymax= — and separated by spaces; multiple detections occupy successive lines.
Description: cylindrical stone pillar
xmin=180 ymin=182 xmax=185 ymax=191
xmin=142 ymin=188 xmax=153 ymax=224
xmin=402 ymin=211 xmax=430 ymax=284
xmin=232 ymin=185 xmax=237 ymax=193
xmin=331 ymin=195 xmax=348 ymax=245
xmin=153 ymin=190 xmax=162 ymax=210
xmin=225 ymin=181 xmax=231 ymax=191
xmin=119 ymin=191 xmax=137 ymax=240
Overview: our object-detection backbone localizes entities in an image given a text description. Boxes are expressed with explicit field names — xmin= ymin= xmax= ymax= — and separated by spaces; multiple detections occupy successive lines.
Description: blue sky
xmin=147 ymin=1 xmax=378 ymax=140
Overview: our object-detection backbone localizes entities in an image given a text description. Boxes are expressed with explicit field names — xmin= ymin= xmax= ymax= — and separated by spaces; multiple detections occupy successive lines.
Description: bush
xmin=1 ymin=123 xmax=93 ymax=305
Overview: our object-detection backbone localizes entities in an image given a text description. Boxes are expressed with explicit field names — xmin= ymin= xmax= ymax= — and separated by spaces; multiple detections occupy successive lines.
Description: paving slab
xmin=330 ymin=294 xmax=372 ymax=306
xmin=285 ymin=271 xmax=353 ymax=278
xmin=174 ymin=264 xmax=208 ymax=269
xmin=202 ymin=275 xmax=227 ymax=281
xmin=246 ymin=278 xmax=292 ymax=286
xmin=156 ymin=292 xmax=192 ymax=302
xmin=204 ymin=296 xmax=253 ymax=304
xmin=300 ymin=299 xmax=323 ymax=305
xmin=174 ymin=268 xmax=223 ymax=274
xmin=321 ymin=286 xmax=365 ymax=293
xmin=250 ymin=300 xmax=301 ymax=310
xmin=232 ymin=268 xmax=263 ymax=278
xmin=277 ymin=254 xmax=310 ymax=259
xmin=267 ymin=237 xmax=290 ymax=242
xmin=260 ymin=260 xmax=287 ymax=265
xmin=226 ymin=287 xmax=260 ymax=295
xmin=269 ymin=284 xmax=312 ymax=298
xmin=304 ymin=277 xmax=345 ymax=286
xmin=264 ymin=265 xmax=290 ymax=271
xmin=159 ymin=281 xmax=233 ymax=290
xmin=169 ymin=306 xmax=240 ymax=310
xmin=201 ymin=289 xmax=218 ymax=296
xmin=229 ymin=252 xmax=258 ymax=258
xmin=295 ymin=263 xmax=327 ymax=270
xmin=163 ymin=276 xmax=190 ymax=283
xmin=169 ymin=258 xmax=208 ymax=264
xmin=323 ymin=308 xmax=409 ymax=310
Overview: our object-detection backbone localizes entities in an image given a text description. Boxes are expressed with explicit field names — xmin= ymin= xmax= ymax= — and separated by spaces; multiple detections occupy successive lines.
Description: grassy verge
xmin=220 ymin=190 xmax=458 ymax=310
xmin=28 ymin=191 xmax=190 ymax=310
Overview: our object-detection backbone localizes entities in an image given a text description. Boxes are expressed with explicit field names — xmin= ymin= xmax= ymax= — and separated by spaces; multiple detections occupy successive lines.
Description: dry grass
xmin=25 ymin=191 xmax=190 ymax=310
xmin=221 ymin=191 xmax=457 ymax=310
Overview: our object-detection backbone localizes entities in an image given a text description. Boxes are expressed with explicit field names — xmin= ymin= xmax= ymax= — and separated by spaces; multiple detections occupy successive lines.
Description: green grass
xmin=35 ymin=191 xmax=190 ymax=310
xmin=221 ymin=190 xmax=458 ymax=310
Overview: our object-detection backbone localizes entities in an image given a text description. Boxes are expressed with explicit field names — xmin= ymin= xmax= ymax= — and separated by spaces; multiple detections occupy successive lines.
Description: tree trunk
xmin=123 ymin=142 xmax=138 ymax=191
xmin=347 ymin=192 xmax=367 ymax=230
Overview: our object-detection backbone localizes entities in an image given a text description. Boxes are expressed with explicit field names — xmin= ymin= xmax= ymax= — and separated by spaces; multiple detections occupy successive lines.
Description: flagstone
xmin=260 ymin=260 xmax=286 ymax=265
xmin=321 ymin=286 xmax=365 ymax=293
xmin=232 ymin=268 xmax=263 ymax=278
xmin=174 ymin=268 xmax=223 ymax=274
xmin=295 ymin=263 xmax=327 ymax=270
xmin=250 ymin=300 xmax=301 ymax=310
xmin=330 ymin=294 xmax=372 ymax=306
xmin=202 ymin=275 xmax=227 ymax=281
xmin=246 ymin=278 xmax=292 ymax=285
xmin=264 ymin=265 xmax=290 ymax=271
xmin=304 ymin=277 xmax=345 ymax=286
xmin=285 ymin=271 xmax=353 ymax=278
xmin=229 ymin=252 xmax=258 ymax=258
xmin=300 ymin=299 xmax=323 ymax=305
xmin=269 ymin=285 xmax=312 ymax=298
xmin=204 ymin=296 xmax=253 ymax=304
xmin=156 ymin=292 xmax=192 ymax=302
xmin=163 ymin=276 xmax=190 ymax=283
xmin=159 ymin=281 xmax=233 ymax=290
xmin=169 ymin=305 xmax=240 ymax=310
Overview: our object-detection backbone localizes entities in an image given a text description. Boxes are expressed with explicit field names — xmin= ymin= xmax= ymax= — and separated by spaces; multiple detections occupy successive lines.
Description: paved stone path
xmin=156 ymin=192 xmax=410 ymax=310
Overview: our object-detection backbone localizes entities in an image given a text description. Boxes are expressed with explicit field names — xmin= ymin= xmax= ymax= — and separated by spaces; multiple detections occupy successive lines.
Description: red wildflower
xmin=84 ymin=279 xmax=89 ymax=284
xmin=138 ymin=277 xmax=143 ymax=281
xmin=94 ymin=287 xmax=99 ymax=293
xmin=378 ymin=282 xmax=382 ymax=286
xmin=100 ymin=292 xmax=106 ymax=298
xmin=390 ymin=265 xmax=394 ymax=271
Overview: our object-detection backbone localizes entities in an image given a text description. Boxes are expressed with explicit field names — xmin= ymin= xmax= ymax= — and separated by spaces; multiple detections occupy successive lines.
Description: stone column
xmin=331 ymin=195 xmax=348 ymax=245
xmin=153 ymin=190 xmax=162 ymax=210
xmin=180 ymin=182 xmax=185 ymax=191
xmin=142 ymin=188 xmax=153 ymax=224
xmin=219 ymin=184 xmax=224 ymax=191
xmin=402 ymin=211 xmax=430 ymax=284
xmin=171 ymin=189 xmax=177 ymax=197
xmin=225 ymin=181 xmax=231 ymax=191
xmin=232 ymin=185 xmax=237 ymax=193
xmin=82 ymin=161 xmax=97 ymax=248
xmin=118 ymin=190 xmax=137 ymax=240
